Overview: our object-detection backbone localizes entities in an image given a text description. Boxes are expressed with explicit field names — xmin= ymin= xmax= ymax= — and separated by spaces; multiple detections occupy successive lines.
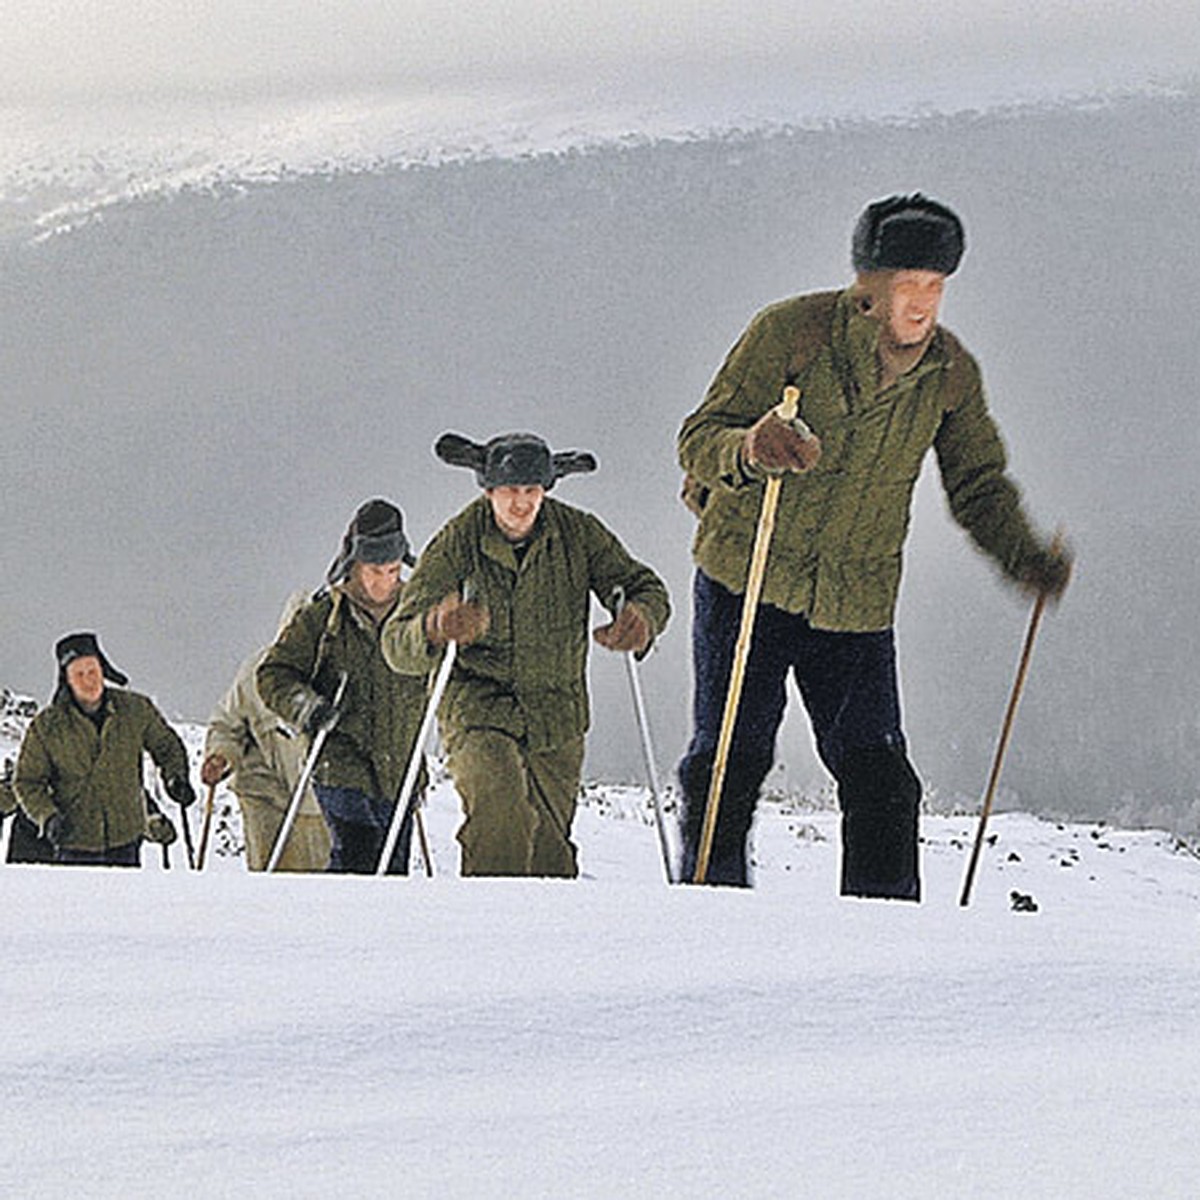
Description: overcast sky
xmin=4 ymin=1 xmax=1197 ymax=103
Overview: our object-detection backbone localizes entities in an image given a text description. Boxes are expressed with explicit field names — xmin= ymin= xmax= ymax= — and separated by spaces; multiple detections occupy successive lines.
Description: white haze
xmin=6 ymin=0 xmax=1197 ymax=100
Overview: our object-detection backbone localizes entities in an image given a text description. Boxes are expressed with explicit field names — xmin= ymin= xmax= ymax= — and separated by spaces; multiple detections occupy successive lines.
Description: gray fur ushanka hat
xmin=326 ymin=497 xmax=416 ymax=585
xmin=852 ymin=193 xmax=965 ymax=276
xmin=434 ymin=432 xmax=597 ymax=490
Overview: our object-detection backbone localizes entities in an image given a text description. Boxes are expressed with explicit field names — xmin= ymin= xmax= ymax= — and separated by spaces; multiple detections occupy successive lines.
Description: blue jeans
xmin=678 ymin=571 xmax=920 ymax=898
xmin=313 ymin=785 xmax=413 ymax=875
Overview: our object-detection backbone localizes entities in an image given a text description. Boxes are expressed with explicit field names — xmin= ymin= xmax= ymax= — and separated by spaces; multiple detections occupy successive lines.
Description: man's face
xmin=355 ymin=560 xmax=402 ymax=605
xmin=487 ymin=485 xmax=546 ymax=541
xmin=65 ymin=656 xmax=105 ymax=708
xmin=886 ymin=269 xmax=946 ymax=346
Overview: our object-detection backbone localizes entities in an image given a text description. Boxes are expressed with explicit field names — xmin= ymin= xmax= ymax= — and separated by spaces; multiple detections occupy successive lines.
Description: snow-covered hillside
xmin=3 ymin=687 xmax=1199 ymax=1196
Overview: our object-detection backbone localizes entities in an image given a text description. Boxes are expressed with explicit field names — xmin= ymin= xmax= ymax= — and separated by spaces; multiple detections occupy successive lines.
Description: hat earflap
xmin=434 ymin=433 xmax=487 ymax=473
xmin=551 ymin=450 xmax=598 ymax=480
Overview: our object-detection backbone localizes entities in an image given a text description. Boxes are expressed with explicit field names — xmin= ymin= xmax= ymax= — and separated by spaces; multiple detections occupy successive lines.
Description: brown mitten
xmin=1018 ymin=543 xmax=1073 ymax=601
xmin=593 ymin=602 xmax=652 ymax=654
xmin=744 ymin=411 xmax=822 ymax=474
xmin=426 ymin=594 xmax=491 ymax=646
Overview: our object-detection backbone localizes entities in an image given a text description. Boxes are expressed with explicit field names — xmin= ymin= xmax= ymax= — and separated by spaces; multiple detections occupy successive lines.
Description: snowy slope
xmin=2 ymin=692 xmax=1199 ymax=1197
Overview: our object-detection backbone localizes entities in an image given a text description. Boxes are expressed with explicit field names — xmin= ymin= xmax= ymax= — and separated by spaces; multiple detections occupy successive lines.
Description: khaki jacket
xmin=204 ymin=648 xmax=320 ymax=815
xmin=257 ymin=587 xmax=428 ymax=802
xmin=679 ymin=288 xmax=1048 ymax=631
xmin=15 ymin=689 xmax=189 ymax=852
xmin=382 ymin=496 xmax=670 ymax=752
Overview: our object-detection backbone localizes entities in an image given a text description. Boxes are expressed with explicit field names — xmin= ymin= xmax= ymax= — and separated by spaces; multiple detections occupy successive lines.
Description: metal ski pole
xmin=376 ymin=581 xmax=476 ymax=876
xmin=694 ymin=386 xmax=803 ymax=883
xmin=414 ymin=806 xmax=434 ymax=877
xmin=375 ymin=645 xmax=456 ymax=877
xmin=178 ymin=788 xmax=197 ymax=870
xmin=195 ymin=781 xmax=217 ymax=872
xmin=376 ymin=636 xmax=460 ymax=877
xmin=959 ymin=534 xmax=1063 ymax=907
xmin=611 ymin=587 xmax=673 ymax=883
xmin=266 ymin=671 xmax=347 ymax=874
xmin=145 ymin=787 xmax=172 ymax=870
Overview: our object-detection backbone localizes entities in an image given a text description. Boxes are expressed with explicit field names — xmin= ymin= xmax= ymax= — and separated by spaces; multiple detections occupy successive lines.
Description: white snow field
xmin=3 ymin=743 xmax=1198 ymax=1198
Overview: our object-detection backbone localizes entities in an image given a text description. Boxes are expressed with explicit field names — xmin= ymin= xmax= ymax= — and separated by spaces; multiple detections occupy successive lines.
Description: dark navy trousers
xmin=314 ymin=784 xmax=413 ymax=875
xmin=678 ymin=570 xmax=921 ymax=898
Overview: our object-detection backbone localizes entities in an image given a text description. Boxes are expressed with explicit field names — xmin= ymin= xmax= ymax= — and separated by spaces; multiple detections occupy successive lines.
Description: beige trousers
xmin=238 ymin=792 xmax=332 ymax=873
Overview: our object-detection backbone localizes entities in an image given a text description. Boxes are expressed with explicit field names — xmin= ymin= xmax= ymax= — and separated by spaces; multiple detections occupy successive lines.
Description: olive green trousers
xmin=445 ymin=729 xmax=585 ymax=878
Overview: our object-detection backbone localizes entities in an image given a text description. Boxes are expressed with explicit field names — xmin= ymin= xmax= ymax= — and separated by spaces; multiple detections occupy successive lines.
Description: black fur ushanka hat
xmin=851 ymin=193 xmax=965 ymax=276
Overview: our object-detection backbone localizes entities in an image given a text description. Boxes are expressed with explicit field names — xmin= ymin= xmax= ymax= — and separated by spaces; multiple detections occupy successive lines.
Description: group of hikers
xmin=1 ymin=194 xmax=1071 ymax=898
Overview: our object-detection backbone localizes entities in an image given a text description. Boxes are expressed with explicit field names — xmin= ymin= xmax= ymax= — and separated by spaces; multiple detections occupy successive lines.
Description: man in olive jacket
xmin=15 ymin=632 xmax=193 ymax=867
xmin=257 ymin=499 xmax=429 ymax=874
xmin=677 ymin=194 xmax=1072 ymax=898
xmin=383 ymin=431 xmax=670 ymax=878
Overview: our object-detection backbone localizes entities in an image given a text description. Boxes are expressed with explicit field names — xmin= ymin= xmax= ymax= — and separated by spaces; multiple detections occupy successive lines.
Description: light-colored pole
xmin=693 ymin=386 xmax=800 ymax=883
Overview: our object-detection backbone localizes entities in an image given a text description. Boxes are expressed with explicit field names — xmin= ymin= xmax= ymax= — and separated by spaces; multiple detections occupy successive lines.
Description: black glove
xmin=165 ymin=775 xmax=197 ymax=808
xmin=43 ymin=812 xmax=64 ymax=848
xmin=302 ymin=696 xmax=340 ymax=737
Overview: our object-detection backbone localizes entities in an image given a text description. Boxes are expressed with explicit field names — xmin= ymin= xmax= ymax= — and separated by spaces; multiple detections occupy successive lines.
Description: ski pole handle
xmin=773 ymin=386 xmax=811 ymax=439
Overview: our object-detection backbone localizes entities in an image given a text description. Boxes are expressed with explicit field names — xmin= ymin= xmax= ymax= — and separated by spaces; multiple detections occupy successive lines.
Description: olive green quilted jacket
xmin=679 ymin=288 xmax=1049 ymax=631
xmin=257 ymin=588 xmax=429 ymax=802
xmin=383 ymin=496 xmax=670 ymax=751
xmin=15 ymin=689 xmax=188 ymax=852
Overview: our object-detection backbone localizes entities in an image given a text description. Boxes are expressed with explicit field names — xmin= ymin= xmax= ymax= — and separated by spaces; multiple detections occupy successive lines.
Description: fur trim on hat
xmin=326 ymin=498 xmax=416 ymax=585
xmin=53 ymin=632 xmax=128 ymax=704
xmin=852 ymin=193 xmax=965 ymax=276
xmin=434 ymin=432 xmax=597 ymax=490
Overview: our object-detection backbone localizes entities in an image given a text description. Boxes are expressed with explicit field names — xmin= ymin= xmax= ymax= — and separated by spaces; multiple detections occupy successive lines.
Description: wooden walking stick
xmin=959 ymin=533 xmax=1065 ymax=907
xmin=195 ymin=781 xmax=217 ymax=871
xmin=693 ymin=386 xmax=804 ymax=883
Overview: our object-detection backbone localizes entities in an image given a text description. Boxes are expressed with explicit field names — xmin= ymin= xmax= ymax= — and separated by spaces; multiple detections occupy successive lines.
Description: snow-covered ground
xmin=2 ymin=697 xmax=1198 ymax=1197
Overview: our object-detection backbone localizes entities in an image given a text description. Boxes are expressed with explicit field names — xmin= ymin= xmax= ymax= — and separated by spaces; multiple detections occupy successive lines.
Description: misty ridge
xmin=1 ymin=89 xmax=1197 ymax=830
